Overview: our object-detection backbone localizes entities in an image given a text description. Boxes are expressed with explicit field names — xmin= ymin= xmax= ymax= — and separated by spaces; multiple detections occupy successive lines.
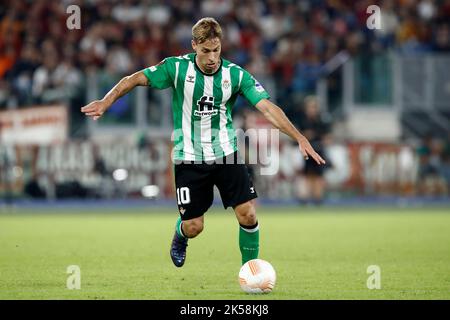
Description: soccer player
xmin=81 ymin=17 xmax=325 ymax=267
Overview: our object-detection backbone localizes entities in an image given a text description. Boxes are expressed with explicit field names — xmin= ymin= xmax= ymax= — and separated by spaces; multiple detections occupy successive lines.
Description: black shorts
xmin=174 ymin=151 xmax=257 ymax=220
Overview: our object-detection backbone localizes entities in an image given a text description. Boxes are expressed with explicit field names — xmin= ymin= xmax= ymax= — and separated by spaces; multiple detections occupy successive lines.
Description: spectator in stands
xmin=297 ymin=96 xmax=332 ymax=205
xmin=375 ymin=0 xmax=399 ymax=48
xmin=79 ymin=23 xmax=107 ymax=67
xmin=432 ymin=23 xmax=450 ymax=52
xmin=0 ymin=144 xmax=14 ymax=205
xmin=53 ymin=48 xmax=83 ymax=98
xmin=440 ymin=133 xmax=450 ymax=194
xmin=6 ymin=43 xmax=40 ymax=106
xmin=31 ymin=48 xmax=59 ymax=103
xmin=416 ymin=134 xmax=447 ymax=196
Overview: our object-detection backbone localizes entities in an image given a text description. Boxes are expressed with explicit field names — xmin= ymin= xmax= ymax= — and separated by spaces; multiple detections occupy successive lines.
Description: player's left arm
xmin=255 ymin=98 xmax=326 ymax=165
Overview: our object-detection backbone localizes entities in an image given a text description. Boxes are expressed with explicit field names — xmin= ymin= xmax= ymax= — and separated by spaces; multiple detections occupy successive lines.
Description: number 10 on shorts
xmin=176 ymin=187 xmax=191 ymax=205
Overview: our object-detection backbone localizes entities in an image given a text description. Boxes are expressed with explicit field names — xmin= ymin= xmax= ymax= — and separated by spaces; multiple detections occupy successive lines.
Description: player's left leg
xmin=214 ymin=151 xmax=259 ymax=265
xmin=233 ymin=200 xmax=259 ymax=265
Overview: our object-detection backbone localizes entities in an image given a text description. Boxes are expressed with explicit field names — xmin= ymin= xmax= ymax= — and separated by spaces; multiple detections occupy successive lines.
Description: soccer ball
xmin=238 ymin=259 xmax=276 ymax=294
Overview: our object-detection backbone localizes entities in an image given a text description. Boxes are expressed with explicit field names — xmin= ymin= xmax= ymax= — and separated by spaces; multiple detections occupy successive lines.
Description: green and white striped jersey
xmin=143 ymin=53 xmax=270 ymax=161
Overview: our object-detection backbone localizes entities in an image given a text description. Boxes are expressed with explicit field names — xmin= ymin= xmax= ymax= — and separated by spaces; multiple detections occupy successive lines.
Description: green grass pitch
xmin=0 ymin=206 xmax=449 ymax=300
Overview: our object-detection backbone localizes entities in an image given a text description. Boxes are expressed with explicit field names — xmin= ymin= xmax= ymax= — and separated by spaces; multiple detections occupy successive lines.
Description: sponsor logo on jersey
xmin=194 ymin=95 xmax=218 ymax=117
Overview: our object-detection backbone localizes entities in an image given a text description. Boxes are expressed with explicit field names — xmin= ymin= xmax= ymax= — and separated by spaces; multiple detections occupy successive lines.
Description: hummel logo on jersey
xmin=194 ymin=95 xmax=218 ymax=117
xmin=187 ymin=75 xmax=195 ymax=83
xmin=250 ymin=187 xmax=255 ymax=193
xmin=179 ymin=207 xmax=186 ymax=215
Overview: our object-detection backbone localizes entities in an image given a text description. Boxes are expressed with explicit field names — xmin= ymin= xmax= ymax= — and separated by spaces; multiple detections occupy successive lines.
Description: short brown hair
xmin=192 ymin=17 xmax=222 ymax=43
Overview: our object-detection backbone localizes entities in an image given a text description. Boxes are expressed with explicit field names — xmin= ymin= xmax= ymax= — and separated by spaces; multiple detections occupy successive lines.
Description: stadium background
xmin=1 ymin=0 xmax=450 ymax=204
xmin=0 ymin=0 xmax=449 ymax=300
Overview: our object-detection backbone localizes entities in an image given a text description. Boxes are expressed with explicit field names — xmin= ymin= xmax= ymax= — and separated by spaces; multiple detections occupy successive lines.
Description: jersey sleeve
xmin=239 ymin=69 xmax=270 ymax=106
xmin=143 ymin=57 xmax=174 ymax=90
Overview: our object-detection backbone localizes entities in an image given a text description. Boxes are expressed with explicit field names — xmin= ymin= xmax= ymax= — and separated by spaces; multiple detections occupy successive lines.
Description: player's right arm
xmin=238 ymin=68 xmax=325 ymax=165
xmin=81 ymin=70 xmax=149 ymax=120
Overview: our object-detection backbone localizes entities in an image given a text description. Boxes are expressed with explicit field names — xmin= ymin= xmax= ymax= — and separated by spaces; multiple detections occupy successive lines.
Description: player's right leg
xmin=171 ymin=216 xmax=204 ymax=267
xmin=170 ymin=162 xmax=214 ymax=267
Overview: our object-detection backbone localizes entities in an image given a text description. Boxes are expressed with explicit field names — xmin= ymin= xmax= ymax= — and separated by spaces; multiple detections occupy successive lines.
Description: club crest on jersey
xmin=194 ymin=95 xmax=218 ymax=117
xmin=222 ymin=79 xmax=230 ymax=90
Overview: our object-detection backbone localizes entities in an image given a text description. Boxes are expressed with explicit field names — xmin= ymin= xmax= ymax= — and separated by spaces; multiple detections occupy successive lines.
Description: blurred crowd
xmin=1 ymin=0 xmax=450 ymax=111
xmin=1 ymin=0 xmax=450 ymax=200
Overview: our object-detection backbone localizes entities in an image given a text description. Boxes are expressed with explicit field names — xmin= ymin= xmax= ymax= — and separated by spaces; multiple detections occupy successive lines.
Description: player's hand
xmin=81 ymin=100 xmax=109 ymax=121
xmin=298 ymin=136 xmax=326 ymax=165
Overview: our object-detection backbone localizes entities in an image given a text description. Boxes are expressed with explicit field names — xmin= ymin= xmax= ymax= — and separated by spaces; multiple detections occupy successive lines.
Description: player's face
xmin=192 ymin=38 xmax=221 ymax=74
